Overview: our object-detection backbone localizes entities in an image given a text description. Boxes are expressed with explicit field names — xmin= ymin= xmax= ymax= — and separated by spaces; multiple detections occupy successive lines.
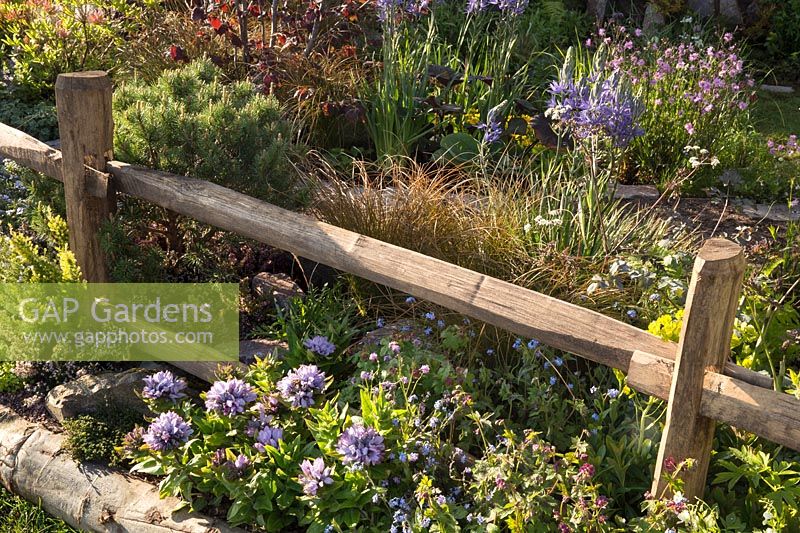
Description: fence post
xmin=55 ymin=71 xmax=114 ymax=282
xmin=651 ymin=238 xmax=745 ymax=499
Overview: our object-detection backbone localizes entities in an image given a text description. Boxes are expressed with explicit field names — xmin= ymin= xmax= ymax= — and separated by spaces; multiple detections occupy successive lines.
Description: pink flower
xmin=723 ymin=32 xmax=733 ymax=43
xmin=738 ymin=101 xmax=748 ymax=111
xmin=684 ymin=122 xmax=695 ymax=135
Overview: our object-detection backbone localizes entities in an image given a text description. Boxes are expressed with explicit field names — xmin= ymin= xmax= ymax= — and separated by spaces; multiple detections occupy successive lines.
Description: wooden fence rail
xmin=0 ymin=71 xmax=798 ymax=500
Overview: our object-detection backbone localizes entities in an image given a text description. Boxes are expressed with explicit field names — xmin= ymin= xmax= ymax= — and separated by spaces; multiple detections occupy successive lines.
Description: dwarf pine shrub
xmin=113 ymin=59 xmax=297 ymax=205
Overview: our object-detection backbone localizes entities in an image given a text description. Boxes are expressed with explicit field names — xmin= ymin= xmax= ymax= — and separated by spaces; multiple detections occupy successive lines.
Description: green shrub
xmin=62 ymin=403 xmax=143 ymax=465
xmin=0 ymin=0 xmax=162 ymax=100
xmin=113 ymin=59 xmax=297 ymax=204
xmin=0 ymin=361 xmax=24 ymax=393
xmin=0 ymin=94 xmax=57 ymax=141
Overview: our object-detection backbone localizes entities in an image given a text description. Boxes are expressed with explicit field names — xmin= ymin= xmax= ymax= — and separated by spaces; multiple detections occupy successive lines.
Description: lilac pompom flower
xmin=204 ymin=378 xmax=257 ymax=416
xmin=142 ymin=370 xmax=187 ymax=402
xmin=277 ymin=365 xmax=326 ymax=408
xmin=298 ymin=457 xmax=334 ymax=496
xmin=336 ymin=424 xmax=385 ymax=466
xmin=143 ymin=411 xmax=193 ymax=452
xmin=303 ymin=335 xmax=336 ymax=356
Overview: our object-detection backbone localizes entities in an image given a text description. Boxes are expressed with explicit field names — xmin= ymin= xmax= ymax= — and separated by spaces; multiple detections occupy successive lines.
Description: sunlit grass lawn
xmin=0 ymin=486 xmax=77 ymax=533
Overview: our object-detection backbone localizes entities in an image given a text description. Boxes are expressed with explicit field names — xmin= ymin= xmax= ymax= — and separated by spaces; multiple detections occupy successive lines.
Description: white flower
xmin=677 ymin=510 xmax=691 ymax=523
xmin=523 ymin=223 xmax=531 ymax=233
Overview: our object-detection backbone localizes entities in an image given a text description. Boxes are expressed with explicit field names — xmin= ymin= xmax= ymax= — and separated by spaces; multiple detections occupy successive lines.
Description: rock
xmin=735 ymin=199 xmax=800 ymax=222
xmin=251 ymin=272 xmax=303 ymax=309
xmin=586 ymin=0 xmax=608 ymax=22
xmin=46 ymin=368 xmax=154 ymax=422
xmin=687 ymin=0 xmax=742 ymax=24
xmin=761 ymin=84 xmax=796 ymax=95
xmin=239 ymin=338 xmax=287 ymax=365
xmin=614 ymin=184 xmax=660 ymax=201
xmin=643 ymin=3 xmax=665 ymax=33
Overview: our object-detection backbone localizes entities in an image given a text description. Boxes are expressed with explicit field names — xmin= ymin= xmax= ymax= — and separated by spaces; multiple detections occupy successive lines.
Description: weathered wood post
xmin=55 ymin=71 xmax=114 ymax=282
xmin=652 ymin=238 xmax=745 ymax=499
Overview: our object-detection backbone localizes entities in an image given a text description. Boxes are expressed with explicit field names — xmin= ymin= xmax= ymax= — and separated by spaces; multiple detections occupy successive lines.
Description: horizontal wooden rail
xmin=629 ymin=351 xmax=800 ymax=451
xmin=0 ymin=123 xmax=773 ymax=389
xmin=1 ymin=121 xmax=797 ymax=456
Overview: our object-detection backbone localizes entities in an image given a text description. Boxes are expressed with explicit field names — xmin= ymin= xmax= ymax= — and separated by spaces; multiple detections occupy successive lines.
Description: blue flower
xmin=512 ymin=338 xmax=523 ymax=350
xmin=549 ymin=376 xmax=557 ymax=386
xmin=547 ymin=68 xmax=644 ymax=147
xmin=486 ymin=348 xmax=495 ymax=356
xmin=377 ymin=318 xmax=386 ymax=328
xmin=591 ymin=412 xmax=600 ymax=421
xmin=143 ymin=411 xmax=192 ymax=451
xmin=527 ymin=339 xmax=540 ymax=350
xmin=304 ymin=335 xmax=336 ymax=356
xmin=277 ymin=365 xmax=326 ymax=408
xmin=607 ymin=388 xmax=620 ymax=399
xmin=437 ymin=319 xmax=445 ymax=328
xmin=649 ymin=293 xmax=661 ymax=302
xmin=205 ymin=378 xmax=257 ymax=416
xmin=142 ymin=370 xmax=187 ymax=402
xmin=337 ymin=424 xmax=385 ymax=466
xmin=626 ymin=309 xmax=638 ymax=319
xmin=424 ymin=311 xmax=436 ymax=320
xmin=298 ymin=457 xmax=333 ymax=496
xmin=553 ymin=356 xmax=563 ymax=367
xmin=424 ymin=326 xmax=433 ymax=335
xmin=405 ymin=296 xmax=416 ymax=304
xmin=254 ymin=426 xmax=283 ymax=452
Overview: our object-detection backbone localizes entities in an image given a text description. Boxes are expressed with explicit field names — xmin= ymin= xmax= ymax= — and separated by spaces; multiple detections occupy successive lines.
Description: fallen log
xmin=0 ymin=406 xmax=244 ymax=533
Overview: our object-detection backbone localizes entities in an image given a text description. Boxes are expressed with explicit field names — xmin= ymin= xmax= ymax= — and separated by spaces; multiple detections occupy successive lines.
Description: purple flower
xmin=143 ymin=411 xmax=192 ymax=451
xmin=205 ymin=378 xmax=257 ymax=416
xmin=388 ymin=341 xmax=401 ymax=354
xmin=467 ymin=0 xmax=528 ymax=16
xmin=607 ymin=388 xmax=620 ymax=398
xmin=246 ymin=400 xmax=277 ymax=436
xmin=477 ymin=105 xmax=504 ymax=145
xmin=684 ymin=122 xmax=695 ymax=135
xmin=304 ymin=335 xmax=336 ymax=356
xmin=298 ymin=457 xmax=333 ymax=496
xmin=225 ymin=454 xmax=251 ymax=479
xmin=254 ymin=426 xmax=284 ymax=452
xmin=277 ymin=365 xmax=326 ymax=408
xmin=336 ymin=424 xmax=385 ymax=466
xmin=419 ymin=364 xmax=430 ymax=374
xmin=547 ymin=68 xmax=644 ymax=147
xmin=142 ymin=370 xmax=187 ymax=402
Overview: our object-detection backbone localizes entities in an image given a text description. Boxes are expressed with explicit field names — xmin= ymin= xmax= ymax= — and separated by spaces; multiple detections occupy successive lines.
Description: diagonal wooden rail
xmin=1 ymin=71 xmax=799 ymax=501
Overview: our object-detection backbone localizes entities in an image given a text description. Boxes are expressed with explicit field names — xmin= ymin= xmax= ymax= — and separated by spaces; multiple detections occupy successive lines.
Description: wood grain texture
xmin=0 ymin=122 xmax=111 ymax=198
xmin=0 ymin=122 xmax=63 ymax=180
xmin=629 ymin=350 xmax=800 ymax=452
xmin=651 ymin=238 xmax=746 ymax=499
xmin=55 ymin=72 xmax=114 ymax=282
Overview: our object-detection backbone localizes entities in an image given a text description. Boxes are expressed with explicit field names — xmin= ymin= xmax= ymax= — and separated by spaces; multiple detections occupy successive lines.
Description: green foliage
xmin=0 ymin=0 xmax=162 ymax=100
xmin=257 ymin=283 xmax=363 ymax=375
xmin=0 ymin=485 xmax=77 ymax=533
xmin=63 ymin=404 xmax=143 ymax=465
xmin=0 ymin=361 xmax=24 ymax=393
xmin=0 ymin=204 xmax=81 ymax=283
xmin=113 ymin=59 xmax=296 ymax=204
xmin=711 ymin=445 xmax=800 ymax=530
xmin=0 ymin=93 xmax=58 ymax=141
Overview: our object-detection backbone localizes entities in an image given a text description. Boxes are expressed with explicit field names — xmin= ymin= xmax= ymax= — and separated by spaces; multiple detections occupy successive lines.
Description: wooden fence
xmin=1 ymin=71 xmax=799 ymax=501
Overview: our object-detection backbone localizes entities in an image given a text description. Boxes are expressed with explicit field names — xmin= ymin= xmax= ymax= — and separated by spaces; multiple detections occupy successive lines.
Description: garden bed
xmin=1 ymin=0 xmax=800 ymax=531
